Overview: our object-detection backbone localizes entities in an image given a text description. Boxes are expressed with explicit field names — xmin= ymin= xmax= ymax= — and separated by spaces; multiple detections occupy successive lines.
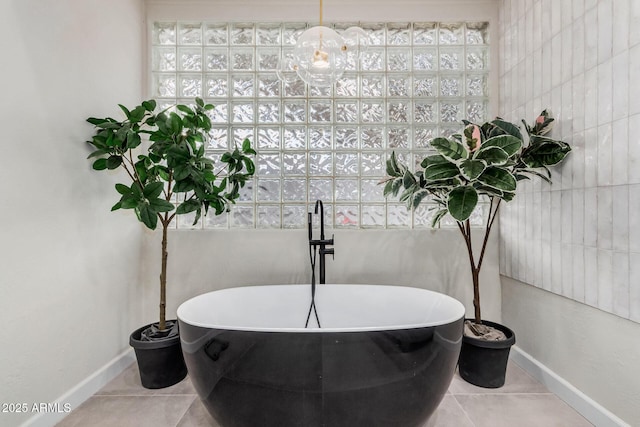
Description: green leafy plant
xmin=383 ymin=110 xmax=570 ymax=327
xmin=86 ymin=98 xmax=256 ymax=333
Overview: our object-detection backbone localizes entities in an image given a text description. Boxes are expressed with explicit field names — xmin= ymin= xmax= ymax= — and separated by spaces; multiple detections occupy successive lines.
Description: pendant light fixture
xmin=281 ymin=0 xmax=369 ymax=87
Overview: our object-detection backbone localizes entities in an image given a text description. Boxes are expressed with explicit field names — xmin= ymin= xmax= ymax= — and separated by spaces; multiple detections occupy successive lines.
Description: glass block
xmin=283 ymin=205 xmax=306 ymax=228
xmin=257 ymin=205 xmax=281 ymax=228
xmin=469 ymin=203 xmax=487 ymax=226
xmin=230 ymin=206 xmax=254 ymax=228
xmin=466 ymin=22 xmax=489 ymax=45
xmin=258 ymin=153 xmax=281 ymax=176
xmin=361 ymin=48 xmax=385 ymax=71
xmin=440 ymin=49 xmax=461 ymax=70
xmin=441 ymin=126 xmax=460 ymax=138
xmin=152 ymin=47 xmax=176 ymax=71
xmin=283 ymin=179 xmax=306 ymax=201
xmin=309 ymin=101 xmax=332 ymax=122
xmin=335 ymin=179 xmax=359 ymax=201
xmin=309 ymin=127 xmax=331 ymax=149
xmin=154 ymin=22 xmax=176 ymax=45
xmin=413 ymin=204 xmax=436 ymax=228
xmin=362 ymin=23 xmax=385 ymax=45
xmin=207 ymin=127 xmax=228 ymax=149
xmin=361 ymin=127 xmax=384 ymax=149
xmin=257 ymin=127 xmax=280 ymax=149
xmin=232 ymin=127 xmax=254 ymax=145
xmin=238 ymin=180 xmax=254 ymax=202
xmin=335 ymin=127 xmax=358 ymax=149
xmin=387 ymin=49 xmax=410 ymax=71
xmin=283 ymin=23 xmax=307 ymax=45
xmin=468 ymin=50 xmax=488 ymax=73
xmin=414 ymin=75 xmax=437 ymax=97
xmin=335 ymin=205 xmax=359 ymax=227
xmin=335 ymin=153 xmax=359 ymax=175
xmin=258 ymin=102 xmax=279 ymax=123
xmin=283 ymin=127 xmax=306 ymax=149
xmin=178 ymin=23 xmax=202 ymax=45
xmin=467 ymin=74 xmax=486 ymax=95
xmin=257 ymin=24 xmax=281 ymax=45
xmin=361 ymin=153 xmax=384 ymax=176
xmin=336 ymin=76 xmax=358 ymax=97
xmin=284 ymin=102 xmax=306 ymax=122
xmin=387 ymin=204 xmax=410 ymax=227
xmin=310 ymin=85 xmax=332 ymax=97
xmin=233 ymin=75 xmax=254 ymax=96
xmin=388 ymin=76 xmax=410 ymax=97
xmin=309 ymin=152 xmax=332 ymax=175
xmin=154 ymin=74 xmax=176 ymax=97
xmin=177 ymin=210 xmax=200 ymax=229
xmin=440 ymin=76 xmax=462 ymax=97
xmin=283 ymin=153 xmax=306 ymax=175
xmin=388 ymin=101 xmax=409 ymax=122
xmin=361 ymin=180 xmax=385 ymax=202
xmin=232 ymin=102 xmax=254 ymax=123
xmin=362 ymin=205 xmax=385 ymax=227
xmin=362 ymin=102 xmax=384 ymax=122
xmin=414 ymin=102 xmax=436 ymax=123
xmin=387 ymin=23 xmax=411 ymax=45
xmin=258 ymin=49 xmax=280 ymax=70
xmin=204 ymin=23 xmax=228 ymax=45
xmin=179 ymin=74 xmax=202 ymax=97
xmin=467 ymin=101 xmax=486 ymax=122
xmin=204 ymin=211 xmax=228 ymax=228
xmin=388 ymin=127 xmax=409 ymax=148
xmin=208 ymin=102 xmax=228 ymax=122
xmin=284 ymin=78 xmax=306 ymax=97
xmin=231 ymin=23 xmax=254 ymax=45
xmin=309 ymin=179 xmax=333 ymax=201
xmin=336 ymin=102 xmax=358 ymax=123
xmin=205 ymin=48 xmax=228 ymax=70
xmin=361 ymin=76 xmax=384 ymax=97
xmin=413 ymin=23 xmax=437 ymax=45
xmin=439 ymin=23 xmax=464 ymax=45
xmin=413 ymin=48 xmax=436 ymax=71
xmin=178 ymin=47 xmax=202 ymax=71
xmin=414 ymin=127 xmax=437 ymax=148
xmin=206 ymin=75 xmax=228 ymax=97
xmin=232 ymin=48 xmax=254 ymax=70
xmin=441 ymin=102 xmax=463 ymax=123
xmin=257 ymin=179 xmax=281 ymax=201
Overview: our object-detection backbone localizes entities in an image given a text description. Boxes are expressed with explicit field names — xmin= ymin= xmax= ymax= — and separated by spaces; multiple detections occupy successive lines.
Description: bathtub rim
xmin=177 ymin=284 xmax=466 ymax=333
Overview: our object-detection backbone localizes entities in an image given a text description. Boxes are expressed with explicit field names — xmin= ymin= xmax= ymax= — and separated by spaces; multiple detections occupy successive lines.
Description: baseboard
xmin=21 ymin=349 xmax=136 ymax=427
xmin=510 ymin=346 xmax=630 ymax=427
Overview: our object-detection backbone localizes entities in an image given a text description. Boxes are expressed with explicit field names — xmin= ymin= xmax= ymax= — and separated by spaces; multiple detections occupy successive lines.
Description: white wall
xmin=498 ymin=1 xmax=640 ymax=425
xmin=0 ymin=1 xmax=144 ymax=426
xmin=141 ymin=228 xmax=501 ymax=326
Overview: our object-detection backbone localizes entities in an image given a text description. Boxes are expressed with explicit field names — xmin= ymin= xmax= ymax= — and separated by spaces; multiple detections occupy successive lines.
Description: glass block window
xmin=150 ymin=22 xmax=490 ymax=229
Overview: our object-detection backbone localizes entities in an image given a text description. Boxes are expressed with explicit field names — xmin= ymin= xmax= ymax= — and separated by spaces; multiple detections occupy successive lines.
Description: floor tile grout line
xmin=451 ymin=394 xmax=478 ymax=427
xmin=174 ymin=395 xmax=198 ymax=427
xmin=450 ymin=392 xmax=555 ymax=396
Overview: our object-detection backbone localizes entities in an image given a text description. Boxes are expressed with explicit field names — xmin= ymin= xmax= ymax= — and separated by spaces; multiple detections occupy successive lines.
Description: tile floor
xmin=56 ymin=361 xmax=593 ymax=427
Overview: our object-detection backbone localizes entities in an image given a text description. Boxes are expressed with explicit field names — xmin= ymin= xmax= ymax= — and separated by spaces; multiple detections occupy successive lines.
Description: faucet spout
xmin=309 ymin=199 xmax=334 ymax=285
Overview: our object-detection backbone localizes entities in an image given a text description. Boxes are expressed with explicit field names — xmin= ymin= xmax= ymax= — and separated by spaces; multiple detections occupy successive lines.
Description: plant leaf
xmin=459 ymin=159 xmax=486 ymax=181
xmin=474 ymin=146 xmax=509 ymax=165
xmin=430 ymin=137 xmax=467 ymax=161
xmin=137 ymin=203 xmax=158 ymax=230
xmin=447 ymin=185 xmax=478 ymax=222
xmin=479 ymin=135 xmax=522 ymax=157
xmin=478 ymin=167 xmax=517 ymax=192
xmin=423 ymin=162 xmax=460 ymax=181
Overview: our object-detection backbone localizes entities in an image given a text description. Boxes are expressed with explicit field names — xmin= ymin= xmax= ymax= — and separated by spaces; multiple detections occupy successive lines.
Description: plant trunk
xmin=159 ymin=221 xmax=168 ymax=331
xmin=471 ymin=267 xmax=481 ymax=324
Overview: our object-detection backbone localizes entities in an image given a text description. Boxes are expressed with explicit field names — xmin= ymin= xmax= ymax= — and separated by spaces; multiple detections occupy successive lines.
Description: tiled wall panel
xmin=499 ymin=0 xmax=640 ymax=323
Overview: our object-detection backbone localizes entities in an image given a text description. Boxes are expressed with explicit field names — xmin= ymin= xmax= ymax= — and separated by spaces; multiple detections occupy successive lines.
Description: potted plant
xmin=86 ymin=98 xmax=255 ymax=388
xmin=383 ymin=110 xmax=570 ymax=387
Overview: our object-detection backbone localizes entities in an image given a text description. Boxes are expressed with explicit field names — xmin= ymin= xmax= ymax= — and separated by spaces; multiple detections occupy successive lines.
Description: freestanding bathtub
xmin=177 ymin=284 xmax=465 ymax=427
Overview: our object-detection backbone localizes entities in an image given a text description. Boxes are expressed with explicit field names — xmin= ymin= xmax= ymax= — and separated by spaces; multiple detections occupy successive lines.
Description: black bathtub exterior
xmin=179 ymin=318 xmax=463 ymax=427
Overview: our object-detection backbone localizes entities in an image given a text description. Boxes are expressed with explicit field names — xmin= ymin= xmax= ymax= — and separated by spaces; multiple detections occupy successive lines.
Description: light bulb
xmin=292 ymin=26 xmax=347 ymax=87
